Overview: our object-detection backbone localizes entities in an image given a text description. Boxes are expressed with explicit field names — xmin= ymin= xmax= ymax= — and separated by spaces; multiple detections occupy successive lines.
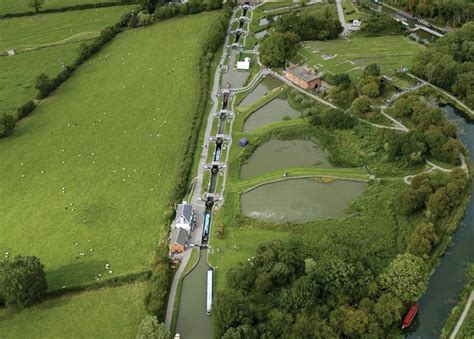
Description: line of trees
xmin=385 ymin=0 xmax=473 ymax=27
xmin=412 ymin=22 xmax=474 ymax=109
xmin=0 ymin=0 xmax=136 ymax=19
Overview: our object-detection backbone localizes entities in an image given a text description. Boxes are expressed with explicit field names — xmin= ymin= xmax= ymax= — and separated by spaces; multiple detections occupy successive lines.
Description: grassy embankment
xmin=0 ymin=5 xmax=135 ymax=116
xmin=297 ymin=35 xmax=425 ymax=80
xmin=0 ymin=12 xmax=224 ymax=291
xmin=441 ymin=264 xmax=474 ymax=338
xmin=0 ymin=0 xmax=120 ymax=15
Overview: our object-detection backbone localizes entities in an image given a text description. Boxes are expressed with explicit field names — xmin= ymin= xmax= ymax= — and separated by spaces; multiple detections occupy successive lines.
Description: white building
xmin=237 ymin=57 xmax=251 ymax=70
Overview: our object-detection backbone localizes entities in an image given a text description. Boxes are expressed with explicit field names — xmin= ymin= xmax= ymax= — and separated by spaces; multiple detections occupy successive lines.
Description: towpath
xmin=450 ymin=291 xmax=474 ymax=339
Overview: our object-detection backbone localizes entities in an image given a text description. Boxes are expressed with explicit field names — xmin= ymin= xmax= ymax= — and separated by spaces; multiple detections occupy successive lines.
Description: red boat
xmin=402 ymin=303 xmax=419 ymax=329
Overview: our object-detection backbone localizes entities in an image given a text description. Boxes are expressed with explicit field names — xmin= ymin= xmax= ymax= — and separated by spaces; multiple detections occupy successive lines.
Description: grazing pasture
xmin=0 ymin=283 xmax=146 ymax=338
xmin=0 ymin=11 xmax=223 ymax=290
xmin=0 ymin=0 xmax=117 ymax=16
xmin=0 ymin=6 xmax=135 ymax=116
xmin=298 ymin=35 xmax=424 ymax=78
xmin=0 ymin=6 xmax=135 ymax=51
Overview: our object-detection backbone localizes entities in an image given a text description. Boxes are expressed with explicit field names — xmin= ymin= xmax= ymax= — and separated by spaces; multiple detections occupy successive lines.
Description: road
xmin=336 ymin=0 xmax=351 ymax=36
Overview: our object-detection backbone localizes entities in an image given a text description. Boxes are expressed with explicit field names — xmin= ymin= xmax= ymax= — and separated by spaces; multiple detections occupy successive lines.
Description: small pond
xmin=259 ymin=17 xmax=269 ymax=26
xmin=255 ymin=30 xmax=268 ymax=39
xmin=242 ymin=97 xmax=299 ymax=132
xmin=240 ymin=140 xmax=331 ymax=179
xmin=241 ymin=178 xmax=366 ymax=223
xmin=238 ymin=75 xmax=283 ymax=107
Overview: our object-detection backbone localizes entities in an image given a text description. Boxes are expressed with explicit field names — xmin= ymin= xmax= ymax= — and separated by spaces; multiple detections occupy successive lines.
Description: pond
xmin=242 ymin=97 xmax=299 ymax=132
xmin=175 ymin=250 xmax=213 ymax=339
xmin=255 ymin=30 xmax=268 ymax=39
xmin=409 ymin=29 xmax=438 ymax=44
xmin=409 ymin=104 xmax=474 ymax=338
xmin=259 ymin=17 xmax=269 ymax=26
xmin=240 ymin=140 xmax=331 ymax=179
xmin=238 ymin=75 xmax=283 ymax=107
xmin=240 ymin=178 xmax=366 ymax=223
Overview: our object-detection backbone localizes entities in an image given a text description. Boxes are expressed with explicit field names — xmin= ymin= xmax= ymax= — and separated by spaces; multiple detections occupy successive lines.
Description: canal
xmin=409 ymin=104 xmax=474 ymax=338
xmin=175 ymin=250 xmax=213 ymax=339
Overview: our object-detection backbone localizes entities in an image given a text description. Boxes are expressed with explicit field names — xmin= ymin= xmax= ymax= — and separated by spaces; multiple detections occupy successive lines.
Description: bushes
xmin=0 ymin=114 xmax=16 ymax=138
xmin=0 ymin=2 xmax=134 ymax=19
xmin=17 ymin=101 xmax=36 ymax=120
xmin=144 ymin=251 xmax=172 ymax=321
xmin=1 ymin=255 xmax=48 ymax=309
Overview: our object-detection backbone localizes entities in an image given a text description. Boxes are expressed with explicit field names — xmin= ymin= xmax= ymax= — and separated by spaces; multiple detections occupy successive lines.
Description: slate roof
xmin=170 ymin=227 xmax=188 ymax=246
xmin=175 ymin=204 xmax=193 ymax=224
xmin=287 ymin=65 xmax=322 ymax=82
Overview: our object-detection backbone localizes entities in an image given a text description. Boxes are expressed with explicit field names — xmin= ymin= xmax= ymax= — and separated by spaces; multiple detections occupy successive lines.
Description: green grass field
xmin=0 ymin=11 xmax=224 ymax=290
xmin=0 ymin=0 xmax=118 ymax=16
xmin=459 ymin=306 xmax=474 ymax=338
xmin=0 ymin=6 xmax=134 ymax=117
xmin=0 ymin=43 xmax=81 ymax=116
xmin=298 ymin=35 xmax=425 ymax=79
xmin=0 ymin=283 xmax=146 ymax=338
xmin=0 ymin=6 xmax=135 ymax=51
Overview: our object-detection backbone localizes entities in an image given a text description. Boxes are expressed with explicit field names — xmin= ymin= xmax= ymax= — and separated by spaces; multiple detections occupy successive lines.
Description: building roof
xmin=287 ymin=65 xmax=322 ymax=82
xmin=170 ymin=227 xmax=188 ymax=246
xmin=175 ymin=204 xmax=193 ymax=224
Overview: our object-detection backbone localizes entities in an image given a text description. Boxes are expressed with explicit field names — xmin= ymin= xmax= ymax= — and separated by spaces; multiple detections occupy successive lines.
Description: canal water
xmin=240 ymin=139 xmax=332 ymax=179
xmin=238 ymin=75 xmax=283 ymax=107
xmin=409 ymin=105 xmax=474 ymax=338
xmin=175 ymin=250 xmax=213 ymax=339
xmin=241 ymin=178 xmax=366 ymax=223
xmin=242 ymin=97 xmax=299 ymax=132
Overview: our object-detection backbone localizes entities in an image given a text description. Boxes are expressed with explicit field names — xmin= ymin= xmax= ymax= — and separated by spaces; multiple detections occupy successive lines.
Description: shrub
xmin=17 ymin=101 xmax=36 ymax=120
xmin=2 ymin=255 xmax=48 ymax=309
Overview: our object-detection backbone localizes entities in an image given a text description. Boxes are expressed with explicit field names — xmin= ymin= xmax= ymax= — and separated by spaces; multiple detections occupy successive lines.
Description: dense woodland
xmin=412 ymin=22 xmax=474 ymax=108
xmin=385 ymin=0 xmax=473 ymax=27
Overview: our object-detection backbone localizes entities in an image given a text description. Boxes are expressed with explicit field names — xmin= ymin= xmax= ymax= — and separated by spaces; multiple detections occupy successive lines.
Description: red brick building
xmin=286 ymin=64 xmax=323 ymax=90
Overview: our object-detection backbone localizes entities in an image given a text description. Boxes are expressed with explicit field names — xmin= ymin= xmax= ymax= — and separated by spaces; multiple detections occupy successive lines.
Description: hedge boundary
xmin=0 ymin=1 xmax=136 ymax=19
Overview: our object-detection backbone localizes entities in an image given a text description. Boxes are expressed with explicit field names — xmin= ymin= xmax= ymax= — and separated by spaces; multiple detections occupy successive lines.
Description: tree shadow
xmin=46 ymin=259 xmax=108 ymax=291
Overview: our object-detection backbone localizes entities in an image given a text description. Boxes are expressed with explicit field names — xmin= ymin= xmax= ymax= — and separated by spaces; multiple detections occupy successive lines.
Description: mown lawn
xmin=0 ymin=283 xmax=146 ymax=338
xmin=298 ymin=35 xmax=425 ymax=79
xmin=0 ymin=6 xmax=134 ymax=117
xmin=0 ymin=0 xmax=118 ymax=16
xmin=0 ymin=11 xmax=224 ymax=290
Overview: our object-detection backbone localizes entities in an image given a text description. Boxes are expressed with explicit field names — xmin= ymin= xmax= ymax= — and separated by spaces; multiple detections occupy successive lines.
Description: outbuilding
xmin=239 ymin=138 xmax=249 ymax=147
xmin=169 ymin=227 xmax=188 ymax=253
xmin=286 ymin=64 xmax=323 ymax=90
xmin=237 ymin=57 xmax=251 ymax=70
